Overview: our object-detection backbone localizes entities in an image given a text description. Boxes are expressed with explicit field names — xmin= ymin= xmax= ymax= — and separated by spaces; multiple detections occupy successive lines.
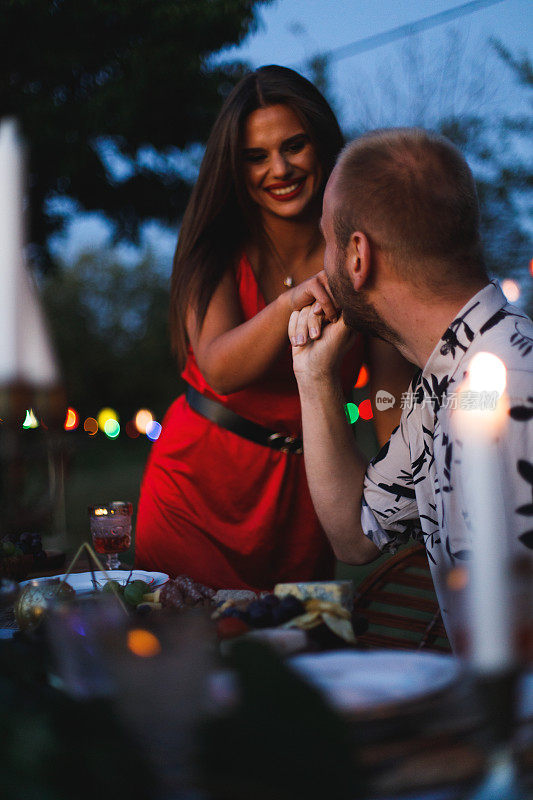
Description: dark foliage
xmin=1 ymin=0 xmax=272 ymax=267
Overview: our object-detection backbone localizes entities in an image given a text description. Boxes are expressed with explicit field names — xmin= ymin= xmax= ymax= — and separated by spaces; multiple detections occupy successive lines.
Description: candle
xmin=0 ymin=118 xmax=24 ymax=385
xmin=453 ymin=351 xmax=513 ymax=674
xmin=0 ymin=117 xmax=60 ymax=391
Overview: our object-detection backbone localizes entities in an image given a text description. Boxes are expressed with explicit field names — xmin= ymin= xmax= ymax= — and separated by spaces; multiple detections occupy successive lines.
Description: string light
xmin=104 ymin=419 xmax=120 ymax=439
xmin=135 ymin=409 xmax=154 ymax=434
xmin=501 ymin=279 xmax=520 ymax=303
xmin=125 ymin=420 xmax=139 ymax=438
xmin=344 ymin=402 xmax=360 ymax=424
xmin=358 ymin=399 xmax=374 ymax=420
xmin=84 ymin=417 xmax=98 ymax=435
xmin=97 ymin=407 xmax=118 ymax=430
xmin=64 ymin=407 xmax=79 ymax=430
xmin=146 ymin=421 xmax=162 ymax=441
xmin=354 ymin=364 xmax=369 ymax=389
xmin=22 ymin=409 xmax=39 ymax=429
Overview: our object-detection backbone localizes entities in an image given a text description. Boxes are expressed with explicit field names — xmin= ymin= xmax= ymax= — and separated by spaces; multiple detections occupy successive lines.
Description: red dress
xmin=135 ymin=253 xmax=364 ymax=591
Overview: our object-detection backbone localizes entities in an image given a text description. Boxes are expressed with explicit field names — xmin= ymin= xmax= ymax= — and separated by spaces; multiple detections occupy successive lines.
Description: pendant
xmin=283 ymin=276 xmax=294 ymax=288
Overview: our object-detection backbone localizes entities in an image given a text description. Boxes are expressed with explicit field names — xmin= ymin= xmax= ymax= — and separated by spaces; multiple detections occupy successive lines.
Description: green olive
xmin=123 ymin=580 xmax=150 ymax=607
xmin=101 ymin=579 xmax=124 ymax=596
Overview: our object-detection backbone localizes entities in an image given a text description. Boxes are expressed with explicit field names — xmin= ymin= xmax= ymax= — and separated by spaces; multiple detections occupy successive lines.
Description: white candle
xmin=0 ymin=117 xmax=60 ymax=390
xmin=453 ymin=352 xmax=513 ymax=673
xmin=0 ymin=118 xmax=24 ymax=385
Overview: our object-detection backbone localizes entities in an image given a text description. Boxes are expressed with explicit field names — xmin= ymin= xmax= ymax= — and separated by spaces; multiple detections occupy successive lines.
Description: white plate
xmin=20 ymin=569 xmax=169 ymax=595
xmin=288 ymin=650 xmax=461 ymax=713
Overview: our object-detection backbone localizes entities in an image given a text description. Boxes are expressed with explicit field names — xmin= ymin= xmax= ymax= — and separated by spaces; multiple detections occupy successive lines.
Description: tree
xmin=1 ymin=0 xmax=272 ymax=266
xmin=42 ymin=244 xmax=180 ymax=419
xmin=323 ymin=32 xmax=532 ymax=312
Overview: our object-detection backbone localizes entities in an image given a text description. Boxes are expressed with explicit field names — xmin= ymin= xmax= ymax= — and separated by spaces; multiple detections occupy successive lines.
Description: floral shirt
xmin=361 ymin=282 xmax=533 ymax=635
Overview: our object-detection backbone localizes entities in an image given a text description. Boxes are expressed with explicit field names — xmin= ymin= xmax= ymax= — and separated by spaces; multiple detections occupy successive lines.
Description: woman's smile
xmin=242 ymin=104 xmax=321 ymax=220
xmin=264 ymin=178 xmax=306 ymax=201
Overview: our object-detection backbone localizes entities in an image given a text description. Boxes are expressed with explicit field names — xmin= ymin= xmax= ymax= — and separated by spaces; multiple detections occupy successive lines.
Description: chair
xmin=353 ymin=544 xmax=451 ymax=653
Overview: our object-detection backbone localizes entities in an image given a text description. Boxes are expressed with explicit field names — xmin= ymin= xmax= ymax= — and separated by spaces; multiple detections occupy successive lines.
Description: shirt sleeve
xmin=361 ymin=414 xmax=423 ymax=553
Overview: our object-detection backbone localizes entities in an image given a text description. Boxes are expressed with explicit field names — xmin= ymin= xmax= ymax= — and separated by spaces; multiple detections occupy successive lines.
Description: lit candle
xmin=453 ymin=352 xmax=513 ymax=673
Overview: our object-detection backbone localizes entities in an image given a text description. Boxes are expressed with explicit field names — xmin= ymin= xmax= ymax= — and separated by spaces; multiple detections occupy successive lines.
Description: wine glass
xmin=88 ymin=501 xmax=132 ymax=570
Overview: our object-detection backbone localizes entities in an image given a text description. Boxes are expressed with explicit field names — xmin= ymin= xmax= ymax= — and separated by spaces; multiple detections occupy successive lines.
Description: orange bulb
xmin=354 ymin=364 xmax=369 ymax=389
xmin=84 ymin=417 xmax=98 ymax=435
xmin=358 ymin=399 xmax=374 ymax=420
xmin=135 ymin=409 xmax=154 ymax=434
xmin=64 ymin=407 xmax=79 ymax=431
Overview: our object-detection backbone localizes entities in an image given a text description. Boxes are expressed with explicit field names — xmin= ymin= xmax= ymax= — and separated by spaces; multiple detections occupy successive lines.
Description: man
xmin=289 ymin=128 xmax=533 ymax=637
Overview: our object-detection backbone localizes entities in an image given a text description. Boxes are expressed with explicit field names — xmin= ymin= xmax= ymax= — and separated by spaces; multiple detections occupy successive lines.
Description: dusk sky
xmin=220 ymin=0 xmax=532 ymax=126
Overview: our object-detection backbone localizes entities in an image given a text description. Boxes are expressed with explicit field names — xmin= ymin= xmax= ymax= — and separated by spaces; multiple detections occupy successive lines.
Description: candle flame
xmin=127 ymin=629 xmax=162 ymax=658
xmin=468 ymin=352 xmax=506 ymax=397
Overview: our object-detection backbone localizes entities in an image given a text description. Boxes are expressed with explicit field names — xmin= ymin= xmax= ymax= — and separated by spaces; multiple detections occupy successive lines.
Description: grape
xmin=260 ymin=594 xmax=280 ymax=608
xmin=2 ymin=542 xmax=16 ymax=557
xmin=246 ymin=599 xmax=273 ymax=628
xmin=272 ymin=595 xmax=305 ymax=625
xmin=220 ymin=607 xmax=248 ymax=622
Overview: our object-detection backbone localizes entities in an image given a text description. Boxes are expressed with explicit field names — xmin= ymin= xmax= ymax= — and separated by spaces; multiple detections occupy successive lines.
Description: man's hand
xmin=289 ymin=307 xmax=355 ymax=383
xmin=289 ymin=270 xmax=338 ymax=323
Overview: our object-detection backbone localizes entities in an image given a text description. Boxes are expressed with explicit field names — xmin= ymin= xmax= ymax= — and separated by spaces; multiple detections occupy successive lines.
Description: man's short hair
xmin=333 ymin=128 xmax=487 ymax=288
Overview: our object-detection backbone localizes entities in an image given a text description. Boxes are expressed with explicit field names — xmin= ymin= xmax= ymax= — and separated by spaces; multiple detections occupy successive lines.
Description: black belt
xmin=185 ymin=385 xmax=303 ymax=455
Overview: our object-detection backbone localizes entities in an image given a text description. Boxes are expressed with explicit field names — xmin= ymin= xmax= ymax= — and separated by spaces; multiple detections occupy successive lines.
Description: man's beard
xmin=328 ymin=250 xmax=401 ymax=345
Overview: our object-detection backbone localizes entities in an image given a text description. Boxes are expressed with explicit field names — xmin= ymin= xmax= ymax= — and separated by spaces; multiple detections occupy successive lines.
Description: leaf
xmin=518 ymin=531 xmax=533 ymax=549
xmin=516 ymin=504 xmax=533 ymax=516
xmin=517 ymin=460 xmax=533 ymax=485
xmin=463 ymin=323 xmax=474 ymax=341
xmin=480 ymin=310 xmax=506 ymax=334
xmin=510 ymin=406 xmax=533 ymax=421
xmin=453 ymin=549 xmax=472 ymax=560
xmin=371 ymin=439 xmax=390 ymax=466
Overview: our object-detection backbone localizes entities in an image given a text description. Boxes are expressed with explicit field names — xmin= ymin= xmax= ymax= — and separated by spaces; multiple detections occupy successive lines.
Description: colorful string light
xmin=104 ymin=419 xmax=120 ymax=439
xmin=358 ymin=399 xmax=374 ymax=420
xmin=64 ymin=407 xmax=79 ymax=430
xmin=22 ymin=409 xmax=39 ymax=429
xmin=84 ymin=417 xmax=98 ymax=435
xmin=354 ymin=364 xmax=369 ymax=389
xmin=146 ymin=421 xmax=162 ymax=441
xmin=135 ymin=409 xmax=154 ymax=434
xmin=344 ymin=402 xmax=360 ymax=424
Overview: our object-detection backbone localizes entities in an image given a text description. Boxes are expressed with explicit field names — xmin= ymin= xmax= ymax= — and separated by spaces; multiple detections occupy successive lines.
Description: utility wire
xmin=298 ymin=0 xmax=507 ymax=65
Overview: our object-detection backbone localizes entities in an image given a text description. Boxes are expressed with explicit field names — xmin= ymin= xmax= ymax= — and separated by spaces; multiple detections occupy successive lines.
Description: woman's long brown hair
xmin=170 ymin=65 xmax=344 ymax=368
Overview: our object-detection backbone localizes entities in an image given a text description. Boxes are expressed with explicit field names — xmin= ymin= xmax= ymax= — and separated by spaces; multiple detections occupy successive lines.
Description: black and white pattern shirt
xmin=361 ymin=282 xmax=533 ymax=633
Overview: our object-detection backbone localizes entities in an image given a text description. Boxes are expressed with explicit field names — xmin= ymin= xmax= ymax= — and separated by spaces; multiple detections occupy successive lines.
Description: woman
xmin=135 ymin=66 xmax=411 ymax=590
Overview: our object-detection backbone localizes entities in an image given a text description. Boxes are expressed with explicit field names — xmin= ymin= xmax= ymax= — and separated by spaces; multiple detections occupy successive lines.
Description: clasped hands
xmin=288 ymin=270 xmax=355 ymax=379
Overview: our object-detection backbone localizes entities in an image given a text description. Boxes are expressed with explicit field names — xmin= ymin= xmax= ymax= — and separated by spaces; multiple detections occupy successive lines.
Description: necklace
xmin=266 ymin=227 xmax=322 ymax=291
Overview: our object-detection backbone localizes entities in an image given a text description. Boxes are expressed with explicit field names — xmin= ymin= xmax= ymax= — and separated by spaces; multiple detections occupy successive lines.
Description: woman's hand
xmin=289 ymin=307 xmax=355 ymax=383
xmin=289 ymin=270 xmax=338 ymax=322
